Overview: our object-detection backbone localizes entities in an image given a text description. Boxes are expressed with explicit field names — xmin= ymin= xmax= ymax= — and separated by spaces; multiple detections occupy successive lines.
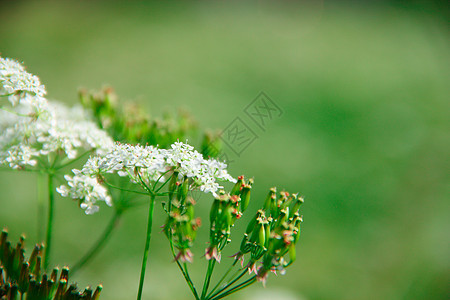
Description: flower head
xmin=0 ymin=101 xmax=113 ymax=169
xmin=58 ymin=141 xmax=236 ymax=214
xmin=56 ymin=172 xmax=112 ymax=215
xmin=0 ymin=57 xmax=47 ymax=114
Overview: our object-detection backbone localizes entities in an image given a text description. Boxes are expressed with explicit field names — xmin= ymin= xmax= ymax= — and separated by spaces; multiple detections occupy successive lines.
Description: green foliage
xmin=79 ymin=87 xmax=197 ymax=148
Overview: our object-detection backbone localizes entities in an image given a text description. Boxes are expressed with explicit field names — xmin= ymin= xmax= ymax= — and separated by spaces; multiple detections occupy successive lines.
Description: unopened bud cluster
xmin=206 ymin=176 xmax=253 ymax=262
xmin=0 ymin=229 xmax=102 ymax=300
xmin=237 ymin=189 xmax=304 ymax=285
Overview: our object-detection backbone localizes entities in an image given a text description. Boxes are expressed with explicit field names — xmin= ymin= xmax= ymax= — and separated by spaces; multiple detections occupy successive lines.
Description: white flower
xmin=56 ymin=172 xmax=112 ymax=215
xmin=0 ymin=100 xmax=114 ymax=169
xmin=58 ymin=141 xmax=236 ymax=213
xmin=0 ymin=57 xmax=47 ymax=113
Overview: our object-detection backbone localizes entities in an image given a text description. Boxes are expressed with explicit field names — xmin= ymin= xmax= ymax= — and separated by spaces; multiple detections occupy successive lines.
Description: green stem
xmin=211 ymin=276 xmax=256 ymax=300
xmin=206 ymin=260 xmax=238 ymax=299
xmin=71 ymin=210 xmax=122 ymax=275
xmin=168 ymin=235 xmax=199 ymax=299
xmin=44 ymin=173 xmax=54 ymax=270
xmin=154 ymin=175 xmax=172 ymax=193
xmin=136 ymin=193 xmax=156 ymax=300
xmin=183 ymin=262 xmax=200 ymax=300
xmin=104 ymin=181 xmax=149 ymax=195
xmin=0 ymin=107 xmax=30 ymax=117
xmin=208 ymin=269 xmax=247 ymax=299
xmin=37 ymin=173 xmax=46 ymax=242
xmin=201 ymin=259 xmax=216 ymax=299
xmin=153 ymin=169 xmax=172 ymax=191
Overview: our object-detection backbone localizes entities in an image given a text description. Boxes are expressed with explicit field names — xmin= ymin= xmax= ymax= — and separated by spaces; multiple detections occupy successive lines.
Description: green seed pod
xmin=275 ymin=208 xmax=289 ymax=228
xmin=249 ymin=223 xmax=261 ymax=244
xmin=239 ymin=234 xmax=250 ymax=253
xmin=264 ymin=223 xmax=271 ymax=249
xmin=289 ymin=243 xmax=296 ymax=263
xmin=240 ymin=184 xmax=252 ymax=213
xmin=230 ymin=175 xmax=244 ymax=196
xmin=225 ymin=206 xmax=233 ymax=228
xmin=245 ymin=214 xmax=258 ymax=235
xmin=294 ymin=225 xmax=302 ymax=244
xmin=263 ymin=187 xmax=276 ymax=211
xmin=292 ymin=196 xmax=304 ymax=213
xmin=210 ymin=199 xmax=221 ymax=224
xmin=92 ymin=284 xmax=103 ymax=300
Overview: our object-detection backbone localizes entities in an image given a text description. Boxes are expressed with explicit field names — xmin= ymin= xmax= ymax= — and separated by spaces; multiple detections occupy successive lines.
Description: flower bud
xmin=246 ymin=210 xmax=264 ymax=235
xmin=240 ymin=179 xmax=253 ymax=212
xmin=263 ymin=187 xmax=276 ymax=211
xmin=264 ymin=223 xmax=271 ymax=249
xmin=210 ymin=199 xmax=221 ymax=224
xmin=258 ymin=225 xmax=266 ymax=248
xmin=288 ymin=243 xmax=296 ymax=263
xmin=231 ymin=175 xmax=244 ymax=196
xmin=292 ymin=195 xmax=304 ymax=213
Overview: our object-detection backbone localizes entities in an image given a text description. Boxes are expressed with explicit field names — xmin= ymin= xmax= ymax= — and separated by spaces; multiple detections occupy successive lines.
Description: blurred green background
xmin=0 ymin=0 xmax=449 ymax=299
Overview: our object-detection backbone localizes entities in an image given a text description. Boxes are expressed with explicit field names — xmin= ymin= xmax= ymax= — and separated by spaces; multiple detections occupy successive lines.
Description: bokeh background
xmin=0 ymin=0 xmax=449 ymax=299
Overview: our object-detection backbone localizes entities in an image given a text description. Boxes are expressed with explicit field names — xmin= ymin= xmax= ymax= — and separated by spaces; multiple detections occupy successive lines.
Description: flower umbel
xmin=58 ymin=141 xmax=236 ymax=214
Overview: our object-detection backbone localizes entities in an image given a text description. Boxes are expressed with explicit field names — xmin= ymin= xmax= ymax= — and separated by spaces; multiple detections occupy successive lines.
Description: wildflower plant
xmin=1 ymin=56 xmax=304 ymax=299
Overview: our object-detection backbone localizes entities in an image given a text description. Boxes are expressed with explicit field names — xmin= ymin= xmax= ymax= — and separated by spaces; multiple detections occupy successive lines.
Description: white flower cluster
xmin=0 ymin=101 xmax=114 ymax=169
xmin=0 ymin=56 xmax=113 ymax=170
xmin=57 ymin=170 xmax=112 ymax=215
xmin=0 ymin=57 xmax=48 ymax=115
xmin=58 ymin=141 xmax=236 ymax=214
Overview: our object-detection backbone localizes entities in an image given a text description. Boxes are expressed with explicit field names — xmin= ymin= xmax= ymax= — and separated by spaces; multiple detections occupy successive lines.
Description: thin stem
xmin=136 ymin=193 xmax=156 ymax=300
xmin=71 ymin=210 xmax=122 ymax=275
xmin=137 ymin=171 xmax=152 ymax=194
xmin=44 ymin=173 xmax=54 ymax=270
xmin=168 ymin=234 xmax=199 ymax=299
xmin=0 ymin=167 xmax=39 ymax=173
xmin=183 ymin=262 xmax=200 ymax=300
xmin=152 ymin=168 xmax=172 ymax=191
xmin=104 ymin=181 xmax=149 ymax=195
xmin=154 ymin=176 xmax=172 ymax=194
xmin=201 ymin=259 xmax=216 ymax=299
xmin=0 ymin=107 xmax=30 ymax=117
xmin=206 ymin=260 xmax=238 ymax=299
xmin=37 ymin=172 xmax=46 ymax=242
xmin=208 ymin=269 xmax=247 ymax=299
xmin=211 ymin=276 xmax=256 ymax=300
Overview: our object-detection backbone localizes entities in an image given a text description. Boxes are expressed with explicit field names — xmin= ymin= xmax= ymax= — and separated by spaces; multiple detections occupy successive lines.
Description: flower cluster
xmin=0 ymin=101 xmax=114 ymax=169
xmin=206 ymin=176 xmax=253 ymax=262
xmin=163 ymin=194 xmax=201 ymax=263
xmin=0 ymin=57 xmax=48 ymax=116
xmin=57 ymin=141 xmax=236 ymax=214
xmin=0 ymin=56 xmax=113 ymax=170
xmin=57 ymin=171 xmax=113 ymax=215
xmin=235 ymin=189 xmax=304 ymax=285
